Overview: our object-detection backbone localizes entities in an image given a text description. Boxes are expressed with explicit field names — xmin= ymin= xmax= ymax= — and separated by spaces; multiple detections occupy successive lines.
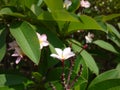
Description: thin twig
xmin=69 ymin=64 xmax=83 ymax=88
xmin=66 ymin=58 xmax=75 ymax=88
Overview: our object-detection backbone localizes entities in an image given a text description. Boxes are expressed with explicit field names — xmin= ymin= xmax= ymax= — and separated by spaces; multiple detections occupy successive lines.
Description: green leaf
xmin=10 ymin=21 xmax=40 ymax=65
xmin=0 ymin=74 xmax=29 ymax=90
xmin=93 ymin=40 xmax=118 ymax=54
xmin=67 ymin=39 xmax=99 ymax=75
xmin=36 ymin=26 xmax=64 ymax=67
xmin=107 ymin=23 xmax=120 ymax=39
xmin=0 ymin=7 xmax=25 ymax=18
xmin=88 ymin=69 xmax=120 ymax=90
xmin=38 ymin=10 xmax=79 ymax=22
xmin=67 ymin=15 xmax=104 ymax=34
xmin=44 ymin=0 xmax=63 ymax=12
xmin=0 ymin=27 xmax=6 ymax=62
xmin=94 ymin=14 xmax=120 ymax=22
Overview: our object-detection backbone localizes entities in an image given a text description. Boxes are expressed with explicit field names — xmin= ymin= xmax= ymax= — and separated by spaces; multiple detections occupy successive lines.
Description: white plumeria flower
xmin=50 ymin=47 xmax=75 ymax=62
xmin=85 ymin=32 xmax=94 ymax=43
xmin=8 ymin=41 xmax=24 ymax=64
xmin=80 ymin=0 xmax=90 ymax=8
xmin=63 ymin=0 xmax=72 ymax=9
xmin=37 ymin=33 xmax=49 ymax=49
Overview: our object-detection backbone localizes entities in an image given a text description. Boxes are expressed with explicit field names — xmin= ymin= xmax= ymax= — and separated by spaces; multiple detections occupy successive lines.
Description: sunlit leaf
xmin=88 ymin=69 xmax=120 ymax=90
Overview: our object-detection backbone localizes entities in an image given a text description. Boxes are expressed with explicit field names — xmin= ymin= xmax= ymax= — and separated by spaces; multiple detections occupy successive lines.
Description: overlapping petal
xmin=50 ymin=47 xmax=75 ymax=61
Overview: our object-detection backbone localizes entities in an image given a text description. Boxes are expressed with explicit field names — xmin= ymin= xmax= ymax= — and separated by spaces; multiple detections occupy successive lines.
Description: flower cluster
xmin=80 ymin=0 xmax=90 ymax=8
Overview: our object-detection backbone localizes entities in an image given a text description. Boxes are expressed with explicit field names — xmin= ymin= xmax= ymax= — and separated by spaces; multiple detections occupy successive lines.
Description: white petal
xmin=63 ymin=47 xmax=71 ymax=57
xmin=12 ymin=53 xmax=19 ymax=56
xmin=63 ymin=47 xmax=75 ymax=60
xmin=64 ymin=52 xmax=75 ymax=60
xmin=42 ymin=41 xmax=49 ymax=46
xmin=15 ymin=57 xmax=22 ymax=64
xmin=36 ymin=33 xmax=41 ymax=39
xmin=41 ymin=34 xmax=47 ymax=41
xmin=55 ymin=48 xmax=63 ymax=58
xmin=50 ymin=54 xmax=62 ymax=60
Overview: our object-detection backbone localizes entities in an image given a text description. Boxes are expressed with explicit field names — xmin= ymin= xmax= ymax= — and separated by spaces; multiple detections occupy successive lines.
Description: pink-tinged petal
xmin=41 ymin=34 xmax=47 ymax=41
xmin=15 ymin=57 xmax=22 ymax=64
xmin=50 ymin=54 xmax=61 ymax=60
xmin=55 ymin=48 xmax=63 ymax=58
xmin=80 ymin=0 xmax=90 ymax=8
xmin=42 ymin=41 xmax=49 ymax=46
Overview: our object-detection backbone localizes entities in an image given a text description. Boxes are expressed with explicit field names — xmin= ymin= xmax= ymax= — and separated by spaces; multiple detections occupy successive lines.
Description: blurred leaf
xmin=0 ymin=74 xmax=29 ymax=90
xmin=0 ymin=27 xmax=6 ymax=62
xmin=0 ymin=7 xmax=25 ymax=18
xmin=67 ymin=39 xmax=99 ymax=75
xmin=67 ymin=15 xmax=104 ymax=34
xmin=107 ymin=23 xmax=120 ymax=39
xmin=88 ymin=69 xmax=120 ymax=90
xmin=68 ymin=0 xmax=80 ymax=12
xmin=94 ymin=14 xmax=120 ymax=22
xmin=10 ymin=21 xmax=40 ymax=65
xmin=44 ymin=0 xmax=63 ymax=12
xmin=93 ymin=40 xmax=118 ymax=54
xmin=38 ymin=10 xmax=79 ymax=22
xmin=45 ymin=81 xmax=63 ymax=90
xmin=118 ymin=23 xmax=120 ymax=29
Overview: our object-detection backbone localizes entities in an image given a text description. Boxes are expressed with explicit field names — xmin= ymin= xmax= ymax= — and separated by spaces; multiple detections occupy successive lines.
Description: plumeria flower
xmin=12 ymin=47 xmax=24 ymax=64
xmin=85 ymin=32 xmax=94 ymax=43
xmin=63 ymin=0 xmax=72 ymax=9
xmin=37 ymin=33 xmax=49 ymax=49
xmin=50 ymin=47 xmax=75 ymax=62
xmin=80 ymin=0 xmax=90 ymax=8
xmin=8 ymin=41 xmax=18 ymax=50
xmin=8 ymin=41 xmax=24 ymax=64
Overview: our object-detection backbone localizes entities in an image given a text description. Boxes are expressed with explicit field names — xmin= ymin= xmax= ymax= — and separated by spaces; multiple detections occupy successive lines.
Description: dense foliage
xmin=0 ymin=0 xmax=120 ymax=90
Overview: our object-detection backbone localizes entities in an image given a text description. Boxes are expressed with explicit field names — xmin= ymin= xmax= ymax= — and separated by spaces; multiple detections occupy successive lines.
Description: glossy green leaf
xmin=44 ymin=0 xmax=63 ymax=12
xmin=0 ymin=27 xmax=6 ymax=62
xmin=93 ymin=40 xmax=118 ymax=54
xmin=0 ymin=74 xmax=29 ymax=90
xmin=10 ymin=21 xmax=40 ymax=65
xmin=88 ymin=69 xmax=120 ymax=90
xmin=67 ymin=39 xmax=99 ymax=75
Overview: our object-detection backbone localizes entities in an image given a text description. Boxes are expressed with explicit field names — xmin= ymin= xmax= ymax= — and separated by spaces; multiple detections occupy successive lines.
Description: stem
xmin=66 ymin=58 xmax=74 ymax=88
xmin=69 ymin=65 xmax=83 ymax=88
xmin=61 ymin=60 xmax=67 ymax=90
